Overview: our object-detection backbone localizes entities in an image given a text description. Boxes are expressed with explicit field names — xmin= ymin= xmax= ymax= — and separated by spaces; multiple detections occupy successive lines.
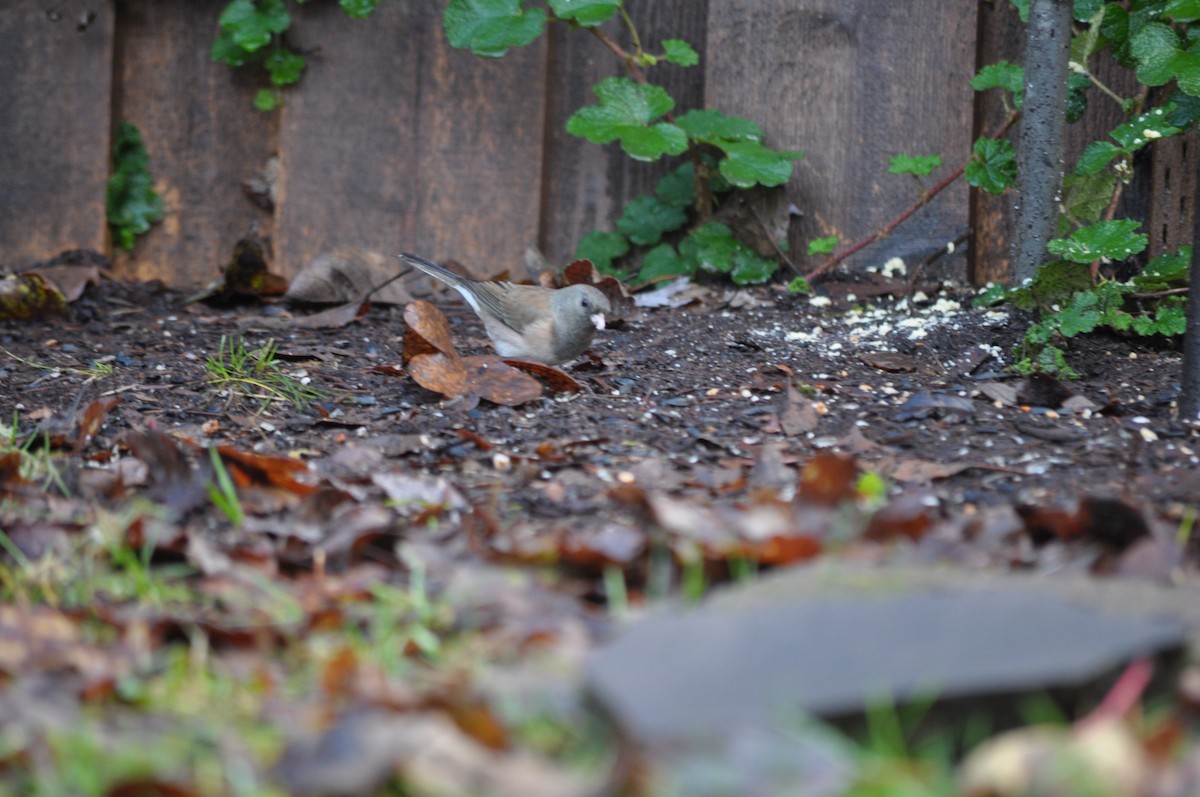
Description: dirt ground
xmin=2 ymin=267 xmax=1197 ymax=583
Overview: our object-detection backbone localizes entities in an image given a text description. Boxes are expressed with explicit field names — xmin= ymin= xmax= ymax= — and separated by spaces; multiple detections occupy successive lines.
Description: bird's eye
xmin=581 ymin=297 xmax=591 ymax=308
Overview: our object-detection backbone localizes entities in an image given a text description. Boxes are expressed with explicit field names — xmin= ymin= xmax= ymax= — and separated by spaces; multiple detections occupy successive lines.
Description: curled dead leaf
xmin=404 ymin=300 xmax=458 ymax=359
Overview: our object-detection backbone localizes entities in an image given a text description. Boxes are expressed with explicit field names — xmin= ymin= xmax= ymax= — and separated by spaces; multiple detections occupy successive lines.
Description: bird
xmin=397 ymin=252 xmax=612 ymax=365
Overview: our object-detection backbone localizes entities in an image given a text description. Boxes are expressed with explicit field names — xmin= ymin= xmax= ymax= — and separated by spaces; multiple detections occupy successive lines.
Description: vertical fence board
xmin=276 ymin=2 xmax=420 ymax=279
xmin=707 ymin=2 xmax=978 ymax=274
xmin=538 ymin=3 xmax=707 ymax=268
xmin=1149 ymin=133 xmax=1197 ymax=258
xmin=0 ymin=2 xmax=114 ymax=269
xmin=970 ymin=0 xmax=1022 ymax=285
xmin=111 ymin=0 xmax=274 ymax=285
xmin=277 ymin=3 xmax=546 ymax=281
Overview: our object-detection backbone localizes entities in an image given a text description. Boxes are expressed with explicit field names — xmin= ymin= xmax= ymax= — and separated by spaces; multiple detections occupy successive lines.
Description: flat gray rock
xmin=587 ymin=568 xmax=1187 ymax=745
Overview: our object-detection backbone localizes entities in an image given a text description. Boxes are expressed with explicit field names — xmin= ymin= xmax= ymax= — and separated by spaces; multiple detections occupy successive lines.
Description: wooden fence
xmin=1 ymin=1 xmax=1193 ymax=286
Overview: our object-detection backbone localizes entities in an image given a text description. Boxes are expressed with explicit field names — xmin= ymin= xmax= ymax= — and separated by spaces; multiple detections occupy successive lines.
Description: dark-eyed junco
xmin=398 ymin=253 xmax=611 ymax=365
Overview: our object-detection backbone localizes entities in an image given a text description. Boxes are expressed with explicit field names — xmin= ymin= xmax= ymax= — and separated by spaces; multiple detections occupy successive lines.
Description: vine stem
xmin=806 ymin=112 xmax=1021 ymax=281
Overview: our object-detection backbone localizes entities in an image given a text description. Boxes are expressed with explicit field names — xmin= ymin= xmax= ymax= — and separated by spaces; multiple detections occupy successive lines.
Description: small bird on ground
xmin=398 ymin=252 xmax=611 ymax=365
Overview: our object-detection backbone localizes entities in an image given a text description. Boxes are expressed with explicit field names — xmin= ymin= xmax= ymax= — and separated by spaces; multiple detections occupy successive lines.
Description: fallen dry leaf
xmin=0 ymin=272 xmax=67 ymax=321
xmin=286 ymin=248 xmax=416 ymax=305
xmin=404 ymin=300 xmax=458 ymax=359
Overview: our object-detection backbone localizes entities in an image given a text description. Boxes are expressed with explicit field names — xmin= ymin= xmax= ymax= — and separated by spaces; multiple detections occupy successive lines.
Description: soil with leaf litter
xmin=1 ymin=268 xmax=1198 ymax=794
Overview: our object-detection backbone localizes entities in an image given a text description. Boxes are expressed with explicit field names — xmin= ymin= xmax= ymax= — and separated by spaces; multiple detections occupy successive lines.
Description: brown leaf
xmin=798 ymin=452 xmax=858 ymax=506
xmin=408 ymin=352 xmax=471 ymax=396
xmin=778 ymin=382 xmax=819 ymax=436
xmin=742 ymin=534 xmax=822 ymax=566
xmin=404 ymin=300 xmax=459 ymax=358
xmin=562 ymin=259 xmax=601 ymax=286
xmin=559 ymin=523 xmax=646 ymax=569
xmin=215 ymin=445 xmax=319 ymax=497
xmin=863 ymin=493 xmax=936 ymax=542
xmin=502 ymin=359 xmax=582 ymax=393
xmin=122 ymin=430 xmax=209 ymax=517
xmin=107 ymin=780 xmax=199 ymax=797
xmin=77 ymin=396 xmax=121 ymax=447
xmin=860 ymin=352 xmax=917 ymax=373
xmin=460 ymin=356 xmax=543 ymax=406
xmin=885 ymin=458 xmax=971 ymax=483
xmin=28 ymin=264 xmax=101 ymax=302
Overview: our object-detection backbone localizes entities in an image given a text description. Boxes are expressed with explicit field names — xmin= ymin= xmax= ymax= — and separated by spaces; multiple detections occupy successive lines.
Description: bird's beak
xmin=591 ymin=313 xmax=606 ymax=331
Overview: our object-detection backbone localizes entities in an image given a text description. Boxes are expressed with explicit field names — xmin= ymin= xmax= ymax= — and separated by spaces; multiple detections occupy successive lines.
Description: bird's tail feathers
xmin=397 ymin=252 xmax=466 ymax=289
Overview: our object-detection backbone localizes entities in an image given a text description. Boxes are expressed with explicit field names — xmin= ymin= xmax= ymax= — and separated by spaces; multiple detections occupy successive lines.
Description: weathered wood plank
xmin=538 ymin=2 xmax=708 ymax=268
xmin=707 ymin=2 xmax=978 ymax=275
xmin=278 ymin=2 xmax=546 ymax=281
xmin=111 ymin=0 xmax=274 ymax=284
xmin=970 ymin=0 xmax=1022 ymax=285
xmin=0 ymin=2 xmax=114 ymax=269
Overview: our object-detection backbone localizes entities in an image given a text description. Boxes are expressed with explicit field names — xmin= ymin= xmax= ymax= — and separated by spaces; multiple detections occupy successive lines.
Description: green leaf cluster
xmin=443 ymin=0 xmax=798 ymax=286
xmin=977 ymin=248 xmax=1191 ymax=377
xmin=107 ymin=122 xmax=165 ymax=252
xmin=213 ymin=0 xmax=386 ymax=110
xmin=965 ymin=138 xmax=1017 ymax=194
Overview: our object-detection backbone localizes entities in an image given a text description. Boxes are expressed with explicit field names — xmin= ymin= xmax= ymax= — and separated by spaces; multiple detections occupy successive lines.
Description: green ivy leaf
xmin=1109 ymin=107 xmax=1183 ymax=150
xmin=616 ymin=196 xmax=688 ymax=246
xmin=1023 ymin=260 xmax=1093 ymax=311
xmin=786 ymin=276 xmax=812 ymax=295
xmin=678 ymin=221 xmax=777 ymax=283
xmin=965 ymin=137 xmax=1017 ymax=194
xmin=444 ymin=0 xmax=547 ymax=58
xmin=807 ymin=235 xmax=839 ymax=256
xmin=971 ymin=61 xmax=1024 ymax=108
xmin=679 ymin=221 xmax=739 ymax=273
xmin=1133 ymin=246 xmax=1191 ymax=290
xmin=340 ymin=0 xmax=381 ymax=18
xmin=211 ymin=30 xmax=253 ymax=66
xmin=1074 ymin=140 xmax=1120 ymax=175
xmin=663 ymin=39 xmax=700 ymax=67
xmin=637 ymin=243 xmax=692 ymax=283
xmin=1166 ymin=90 xmax=1200 ymax=127
xmin=1166 ymin=0 xmax=1200 ymax=23
xmin=1061 ymin=170 xmax=1115 ymax=223
xmin=1047 ymin=219 xmax=1147 ymax=263
xmin=566 ymin=77 xmax=687 ymax=160
xmin=1010 ymin=0 xmax=1029 ymax=23
xmin=574 ymin=230 xmax=630 ymax=273
xmin=254 ymin=88 xmax=280 ymax=111
xmin=888 ymin=153 xmax=942 ymax=177
xmin=265 ymin=49 xmax=307 ymax=87
xmin=654 ymin=162 xmax=696 ymax=208
xmin=1153 ymin=300 xmax=1187 ymax=335
xmin=219 ymin=0 xmax=290 ymax=52
xmin=1130 ymin=21 xmax=1200 ymax=94
xmin=107 ymin=123 xmax=165 ymax=252
xmin=547 ymin=0 xmax=619 ymax=26
xmin=1074 ymin=0 xmax=1103 ymax=22
xmin=730 ymin=248 xmax=777 ymax=284
xmin=716 ymin=140 xmax=803 ymax=188
xmin=675 ymin=109 xmax=763 ymax=143
xmin=1056 ymin=291 xmax=1103 ymax=336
